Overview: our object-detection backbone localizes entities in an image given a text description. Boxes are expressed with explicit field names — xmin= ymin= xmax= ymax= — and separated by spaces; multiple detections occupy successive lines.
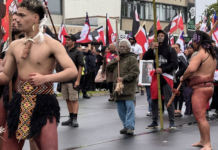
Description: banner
xmin=187 ymin=0 xmax=196 ymax=37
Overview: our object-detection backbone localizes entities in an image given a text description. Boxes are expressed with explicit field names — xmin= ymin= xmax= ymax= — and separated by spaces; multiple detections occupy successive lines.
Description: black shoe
xmin=83 ymin=95 xmax=90 ymax=99
xmin=146 ymin=122 xmax=159 ymax=129
xmin=126 ymin=129 xmax=134 ymax=135
xmin=72 ymin=118 xmax=79 ymax=127
xmin=141 ymin=90 xmax=144 ymax=95
xmin=120 ymin=128 xmax=127 ymax=134
xmin=61 ymin=118 xmax=72 ymax=126
xmin=169 ymin=122 xmax=176 ymax=129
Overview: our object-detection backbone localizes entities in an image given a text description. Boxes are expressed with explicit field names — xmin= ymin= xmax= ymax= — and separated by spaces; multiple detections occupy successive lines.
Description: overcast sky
xmin=195 ymin=0 xmax=217 ymax=23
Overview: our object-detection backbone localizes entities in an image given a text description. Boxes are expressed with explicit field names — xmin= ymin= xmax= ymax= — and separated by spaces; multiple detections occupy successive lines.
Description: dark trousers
xmin=107 ymin=82 xmax=113 ymax=94
xmin=79 ymin=75 xmax=87 ymax=96
xmin=152 ymin=84 xmax=175 ymax=123
xmin=174 ymin=92 xmax=184 ymax=111
xmin=87 ymin=71 xmax=96 ymax=91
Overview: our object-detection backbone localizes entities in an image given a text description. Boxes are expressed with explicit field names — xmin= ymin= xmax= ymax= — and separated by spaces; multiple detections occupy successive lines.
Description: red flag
xmin=148 ymin=17 xmax=162 ymax=44
xmin=178 ymin=12 xmax=184 ymax=31
xmin=106 ymin=14 xmax=114 ymax=45
xmin=170 ymin=35 xmax=174 ymax=45
xmin=157 ymin=17 xmax=162 ymax=31
xmin=58 ymin=23 xmax=68 ymax=45
xmin=150 ymin=71 xmax=173 ymax=100
xmin=95 ymin=26 xmax=106 ymax=45
xmin=169 ymin=14 xmax=179 ymax=34
xmin=1 ymin=0 xmax=14 ymax=42
xmin=135 ymin=25 xmax=148 ymax=54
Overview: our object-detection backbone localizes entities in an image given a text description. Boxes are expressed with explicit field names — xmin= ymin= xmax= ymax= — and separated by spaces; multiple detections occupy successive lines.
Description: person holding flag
xmin=143 ymin=30 xmax=178 ymax=129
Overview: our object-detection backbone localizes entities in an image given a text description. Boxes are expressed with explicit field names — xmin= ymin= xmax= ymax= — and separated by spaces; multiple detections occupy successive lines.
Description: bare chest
xmin=14 ymin=43 xmax=55 ymax=67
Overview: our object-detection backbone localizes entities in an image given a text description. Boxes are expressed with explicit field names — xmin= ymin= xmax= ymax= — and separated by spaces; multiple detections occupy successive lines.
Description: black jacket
xmin=85 ymin=53 xmax=96 ymax=72
xmin=96 ymin=54 xmax=103 ymax=72
xmin=143 ymin=30 xmax=178 ymax=85
xmin=176 ymin=53 xmax=187 ymax=79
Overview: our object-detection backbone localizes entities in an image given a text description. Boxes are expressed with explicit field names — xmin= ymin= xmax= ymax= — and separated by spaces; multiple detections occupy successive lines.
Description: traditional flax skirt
xmin=7 ymin=80 xmax=60 ymax=141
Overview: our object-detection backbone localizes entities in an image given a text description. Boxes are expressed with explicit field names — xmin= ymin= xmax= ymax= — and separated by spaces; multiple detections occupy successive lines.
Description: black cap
xmin=64 ymin=34 xmax=77 ymax=42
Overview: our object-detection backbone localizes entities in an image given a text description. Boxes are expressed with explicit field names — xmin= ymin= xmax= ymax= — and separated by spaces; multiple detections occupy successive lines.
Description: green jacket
xmin=107 ymin=53 xmax=140 ymax=101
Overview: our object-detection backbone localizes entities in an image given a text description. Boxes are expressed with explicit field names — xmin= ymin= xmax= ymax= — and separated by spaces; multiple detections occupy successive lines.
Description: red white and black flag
xmin=148 ymin=17 xmax=162 ymax=44
xmin=169 ymin=13 xmax=179 ymax=34
xmin=58 ymin=23 xmax=68 ymax=45
xmin=95 ymin=26 xmax=106 ymax=45
xmin=170 ymin=35 xmax=174 ymax=45
xmin=77 ymin=12 xmax=93 ymax=43
xmin=106 ymin=13 xmax=114 ymax=45
xmin=132 ymin=6 xmax=140 ymax=37
xmin=135 ymin=25 xmax=148 ymax=54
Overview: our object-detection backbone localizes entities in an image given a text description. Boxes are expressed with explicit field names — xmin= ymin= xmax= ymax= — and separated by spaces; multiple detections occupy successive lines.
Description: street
xmin=23 ymin=93 xmax=218 ymax=150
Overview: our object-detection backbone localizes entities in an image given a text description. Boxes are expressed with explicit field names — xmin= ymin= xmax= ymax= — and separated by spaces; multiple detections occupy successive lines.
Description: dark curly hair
xmin=18 ymin=0 xmax=46 ymax=21
xmin=193 ymin=30 xmax=216 ymax=59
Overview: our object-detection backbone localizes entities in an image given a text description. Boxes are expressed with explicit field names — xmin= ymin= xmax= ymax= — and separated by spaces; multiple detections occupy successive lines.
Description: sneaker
xmin=126 ymin=129 xmax=134 ymax=135
xmin=120 ymin=128 xmax=127 ymax=134
xmin=169 ymin=122 xmax=176 ymax=129
xmin=147 ymin=111 xmax=152 ymax=116
xmin=213 ymin=110 xmax=218 ymax=116
xmin=141 ymin=90 xmax=144 ymax=95
xmin=95 ymin=89 xmax=99 ymax=91
xmin=61 ymin=118 xmax=72 ymax=126
xmin=175 ymin=112 xmax=182 ymax=117
xmin=72 ymin=118 xmax=79 ymax=127
xmin=146 ymin=122 xmax=159 ymax=129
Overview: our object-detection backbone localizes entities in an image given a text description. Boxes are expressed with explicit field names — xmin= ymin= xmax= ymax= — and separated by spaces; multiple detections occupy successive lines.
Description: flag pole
xmin=42 ymin=0 xmax=58 ymax=40
xmin=134 ymin=21 xmax=146 ymax=38
xmin=3 ymin=0 xmax=6 ymax=4
xmin=209 ymin=20 xmax=218 ymax=37
xmin=152 ymin=0 xmax=164 ymax=131
xmin=9 ymin=12 xmax=12 ymax=101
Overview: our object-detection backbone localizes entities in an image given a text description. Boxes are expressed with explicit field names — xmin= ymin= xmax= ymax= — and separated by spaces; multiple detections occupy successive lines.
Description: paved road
xmin=23 ymin=93 xmax=218 ymax=150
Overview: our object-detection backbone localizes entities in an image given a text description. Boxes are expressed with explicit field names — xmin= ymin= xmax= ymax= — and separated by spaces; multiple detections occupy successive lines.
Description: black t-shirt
xmin=58 ymin=46 xmax=84 ymax=84
xmin=67 ymin=47 xmax=84 ymax=70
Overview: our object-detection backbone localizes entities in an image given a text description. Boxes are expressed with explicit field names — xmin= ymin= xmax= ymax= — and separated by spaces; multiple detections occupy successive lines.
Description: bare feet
xmin=200 ymin=145 xmax=212 ymax=150
xmin=192 ymin=141 xmax=204 ymax=147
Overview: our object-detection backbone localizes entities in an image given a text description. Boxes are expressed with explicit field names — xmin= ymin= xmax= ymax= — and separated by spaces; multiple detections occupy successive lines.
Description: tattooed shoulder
xmin=190 ymin=51 xmax=199 ymax=60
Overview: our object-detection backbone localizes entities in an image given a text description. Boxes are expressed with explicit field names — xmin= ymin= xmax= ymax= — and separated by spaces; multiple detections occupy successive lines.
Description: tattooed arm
xmin=181 ymin=50 xmax=202 ymax=81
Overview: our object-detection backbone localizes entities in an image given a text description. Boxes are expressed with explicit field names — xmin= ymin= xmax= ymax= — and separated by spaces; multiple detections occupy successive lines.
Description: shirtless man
xmin=0 ymin=12 xmax=24 ymax=150
xmin=0 ymin=0 xmax=78 ymax=150
xmin=180 ymin=30 xmax=216 ymax=150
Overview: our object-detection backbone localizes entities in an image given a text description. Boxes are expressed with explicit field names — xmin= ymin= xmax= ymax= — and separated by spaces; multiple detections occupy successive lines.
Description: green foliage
xmin=202 ymin=3 xmax=218 ymax=26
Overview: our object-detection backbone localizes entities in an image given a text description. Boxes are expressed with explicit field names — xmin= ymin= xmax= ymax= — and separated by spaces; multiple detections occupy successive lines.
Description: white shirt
xmin=130 ymin=43 xmax=143 ymax=60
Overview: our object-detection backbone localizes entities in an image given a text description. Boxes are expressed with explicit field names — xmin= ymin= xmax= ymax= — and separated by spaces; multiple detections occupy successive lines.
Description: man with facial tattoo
xmin=142 ymin=30 xmax=178 ymax=129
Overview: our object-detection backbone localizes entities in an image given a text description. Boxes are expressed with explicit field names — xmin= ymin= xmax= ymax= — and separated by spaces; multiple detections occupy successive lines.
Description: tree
xmin=201 ymin=2 xmax=218 ymax=26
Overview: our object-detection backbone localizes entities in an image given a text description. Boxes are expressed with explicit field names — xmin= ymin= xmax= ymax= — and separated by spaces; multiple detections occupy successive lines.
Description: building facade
xmin=1 ymin=0 xmax=196 ymax=43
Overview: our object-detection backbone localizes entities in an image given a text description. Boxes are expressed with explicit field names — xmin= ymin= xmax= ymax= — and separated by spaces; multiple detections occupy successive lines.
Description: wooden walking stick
xmin=114 ymin=18 xmax=124 ymax=95
xmin=152 ymin=0 xmax=164 ymax=130
xmin=167 ymin=82 xmax=182 ymax=108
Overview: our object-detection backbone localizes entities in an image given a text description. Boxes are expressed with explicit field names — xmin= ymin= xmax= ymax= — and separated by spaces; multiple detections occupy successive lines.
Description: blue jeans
xmin=145 ymin=86 xmax=152 ymax=112
xmin=116 ymin=100 xmax=135 ymax=130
